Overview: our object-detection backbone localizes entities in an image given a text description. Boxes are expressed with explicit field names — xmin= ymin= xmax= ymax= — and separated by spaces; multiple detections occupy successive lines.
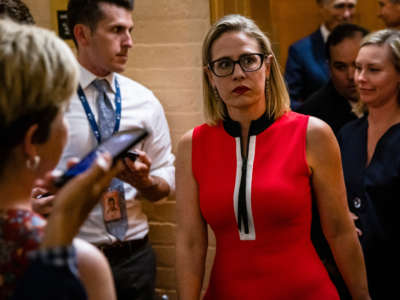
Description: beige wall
xmin=24 ymin=0 xmax=51 ymax=28
xmin=24 ymin=0 xmax=210 ymax=299
xmin=130 ymin=2 xmax=209 ymax=298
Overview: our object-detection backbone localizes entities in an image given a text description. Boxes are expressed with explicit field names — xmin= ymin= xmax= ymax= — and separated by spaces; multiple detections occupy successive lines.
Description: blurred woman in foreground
xmin=0 ymin=19 xmax=117 ymax=300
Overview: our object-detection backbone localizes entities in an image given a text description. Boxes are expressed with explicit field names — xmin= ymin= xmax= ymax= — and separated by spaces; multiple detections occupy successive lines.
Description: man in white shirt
xmin=285 ymin=0 xmax=357 ymax=109
xmin=33 ymin=0 xmax=175 ymax=299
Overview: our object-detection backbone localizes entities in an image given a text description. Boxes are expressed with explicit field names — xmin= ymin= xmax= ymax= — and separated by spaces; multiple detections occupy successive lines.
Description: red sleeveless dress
xmin=192 ymin=111 xmax=339 ymax=300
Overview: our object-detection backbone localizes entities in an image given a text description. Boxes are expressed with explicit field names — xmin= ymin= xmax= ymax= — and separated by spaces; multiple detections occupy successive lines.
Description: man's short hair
xmin=0 ymin=0 xmax=34 ymax=24
xmin=67 ymin=0 xmax=134 ymax=45
xmin=316 ymin=0 xmax=359 ymax=6
xmin=326 ymin=23 xmax=369 ymax=61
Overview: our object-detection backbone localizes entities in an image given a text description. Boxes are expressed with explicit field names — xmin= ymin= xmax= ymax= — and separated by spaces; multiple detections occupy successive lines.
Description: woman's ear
xmin=204 ymin=65 xmax=216 ymax=87
xmin=24 ymin=123 xmax=39 ymax=159
xmin=265 ymin=55 xmax=272 ymax=79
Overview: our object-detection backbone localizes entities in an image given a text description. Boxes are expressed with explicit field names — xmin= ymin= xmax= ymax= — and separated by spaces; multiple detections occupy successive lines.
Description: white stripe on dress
xmin=233 ymin=136 xmax=256 ymax=240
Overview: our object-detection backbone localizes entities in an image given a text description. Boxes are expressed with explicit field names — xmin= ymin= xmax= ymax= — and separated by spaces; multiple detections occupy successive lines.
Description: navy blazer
xmin=12 ymin=259 xmax=87 ymax=300
xmin=285 ymin=28 xmax=330 ymax=109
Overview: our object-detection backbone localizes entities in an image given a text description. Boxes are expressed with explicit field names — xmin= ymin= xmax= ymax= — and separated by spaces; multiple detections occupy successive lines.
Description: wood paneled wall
xmin=210 ymin=0 xmax=385 ymax=70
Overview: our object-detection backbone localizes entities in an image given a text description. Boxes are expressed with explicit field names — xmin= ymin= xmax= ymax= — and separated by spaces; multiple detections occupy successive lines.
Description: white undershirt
xmin=320 ymin=24 xmax=330 ymax=43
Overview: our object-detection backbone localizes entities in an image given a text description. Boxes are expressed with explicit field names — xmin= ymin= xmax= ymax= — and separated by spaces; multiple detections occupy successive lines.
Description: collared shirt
xmin=57 ymin=65 xmax=175 ymax=245
xmin=320 ymin=24 xmax=330 ymax=43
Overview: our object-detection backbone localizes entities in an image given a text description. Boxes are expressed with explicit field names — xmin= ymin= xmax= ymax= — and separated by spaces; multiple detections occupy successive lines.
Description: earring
xmin=213 ymin=87 xmax=222 ymax=102
xmin=26 ymin=155 xmax=40 ymax=171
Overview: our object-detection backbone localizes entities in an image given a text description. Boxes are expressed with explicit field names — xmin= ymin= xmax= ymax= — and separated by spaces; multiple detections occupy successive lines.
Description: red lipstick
xmin=233 ymin=86 xmax=250 ymax=95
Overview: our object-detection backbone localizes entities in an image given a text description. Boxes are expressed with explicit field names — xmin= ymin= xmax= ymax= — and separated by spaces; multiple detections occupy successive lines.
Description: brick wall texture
xmin=24 ymin=0 xmax=212 ymax=299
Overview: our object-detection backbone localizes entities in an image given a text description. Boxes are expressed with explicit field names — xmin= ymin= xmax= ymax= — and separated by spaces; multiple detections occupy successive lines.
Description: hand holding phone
xmin=124 ymin=151 xmax=139 ymax=162
xmin=54 ymin=129 xmax=147 ymax=187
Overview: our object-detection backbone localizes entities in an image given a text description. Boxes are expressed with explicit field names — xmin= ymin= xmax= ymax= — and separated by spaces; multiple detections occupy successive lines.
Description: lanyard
xmin=77 ymin=78 xmax=122 ymax=144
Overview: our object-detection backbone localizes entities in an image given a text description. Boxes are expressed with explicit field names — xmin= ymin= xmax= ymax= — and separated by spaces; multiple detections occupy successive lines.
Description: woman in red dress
xmin=175 ymin=14 xmax=370 ymax=300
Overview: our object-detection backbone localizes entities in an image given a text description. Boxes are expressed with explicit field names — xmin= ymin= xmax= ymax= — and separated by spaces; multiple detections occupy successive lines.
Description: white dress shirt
xmin=58 ymin=65 xmax=175 ymax=245
xmin=320 ymin=24 xmax=330 ymax=43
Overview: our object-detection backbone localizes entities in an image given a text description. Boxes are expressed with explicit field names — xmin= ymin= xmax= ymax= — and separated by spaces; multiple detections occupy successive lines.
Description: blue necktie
xmin=92 ymin=79 xmax=128 ymax=241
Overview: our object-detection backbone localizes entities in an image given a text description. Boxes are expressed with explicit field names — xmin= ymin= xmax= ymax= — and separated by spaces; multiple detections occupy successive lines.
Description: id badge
xmin=102 ymin=190 xmax=122 ymax=222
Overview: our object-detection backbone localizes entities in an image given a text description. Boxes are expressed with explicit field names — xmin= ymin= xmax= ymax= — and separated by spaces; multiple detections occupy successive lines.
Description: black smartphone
xmin=54 ymin=128 xmax=148 ymax=187
xmin=124 ymin=151 xmax=139 ymax=162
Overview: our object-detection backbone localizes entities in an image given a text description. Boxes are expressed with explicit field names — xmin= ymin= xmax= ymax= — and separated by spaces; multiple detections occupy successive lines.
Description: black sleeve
xmin=11 ymin=247 xmax=87 ymax=300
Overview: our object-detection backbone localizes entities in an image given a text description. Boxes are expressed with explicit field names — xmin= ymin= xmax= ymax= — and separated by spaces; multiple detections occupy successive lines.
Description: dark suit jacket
xmin=296 ymin=80 xmax=357 ymax=135
xmin=285 ymin=28 xmax=330 ymax=109
xmin=12 ymin=259 xmax=87 ymax=300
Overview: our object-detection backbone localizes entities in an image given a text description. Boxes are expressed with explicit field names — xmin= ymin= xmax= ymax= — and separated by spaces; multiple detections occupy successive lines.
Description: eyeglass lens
xmin=211 ymin=53 xmax=263 ymax=77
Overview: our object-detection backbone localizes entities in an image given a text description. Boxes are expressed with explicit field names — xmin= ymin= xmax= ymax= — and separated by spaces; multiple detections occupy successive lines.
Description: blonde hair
xmin=0 ymin=19 xmax=79 ymax=169
xmin=202 ymin=14 xmax=290 ymax=125
xmin=0 ymin=0 xmax=35 ymax=24
xmin=354 ymin=29 xmax=400 ymax=116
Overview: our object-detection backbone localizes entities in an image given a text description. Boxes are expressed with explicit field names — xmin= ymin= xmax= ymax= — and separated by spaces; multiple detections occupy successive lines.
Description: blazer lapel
xmin=310 ymin=29 xmax=329 ymax=76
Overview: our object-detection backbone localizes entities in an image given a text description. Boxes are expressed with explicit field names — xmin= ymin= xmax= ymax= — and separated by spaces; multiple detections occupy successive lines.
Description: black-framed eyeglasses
xmin=208 ymin=53 xmax=266 ymax=77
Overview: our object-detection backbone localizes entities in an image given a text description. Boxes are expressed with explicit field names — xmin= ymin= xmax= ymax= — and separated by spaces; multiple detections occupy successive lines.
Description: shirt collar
xmin=79 ymin=64 xmax=116 ymax=93
xmin=320 ymin=24 xmax=330 ymax=43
